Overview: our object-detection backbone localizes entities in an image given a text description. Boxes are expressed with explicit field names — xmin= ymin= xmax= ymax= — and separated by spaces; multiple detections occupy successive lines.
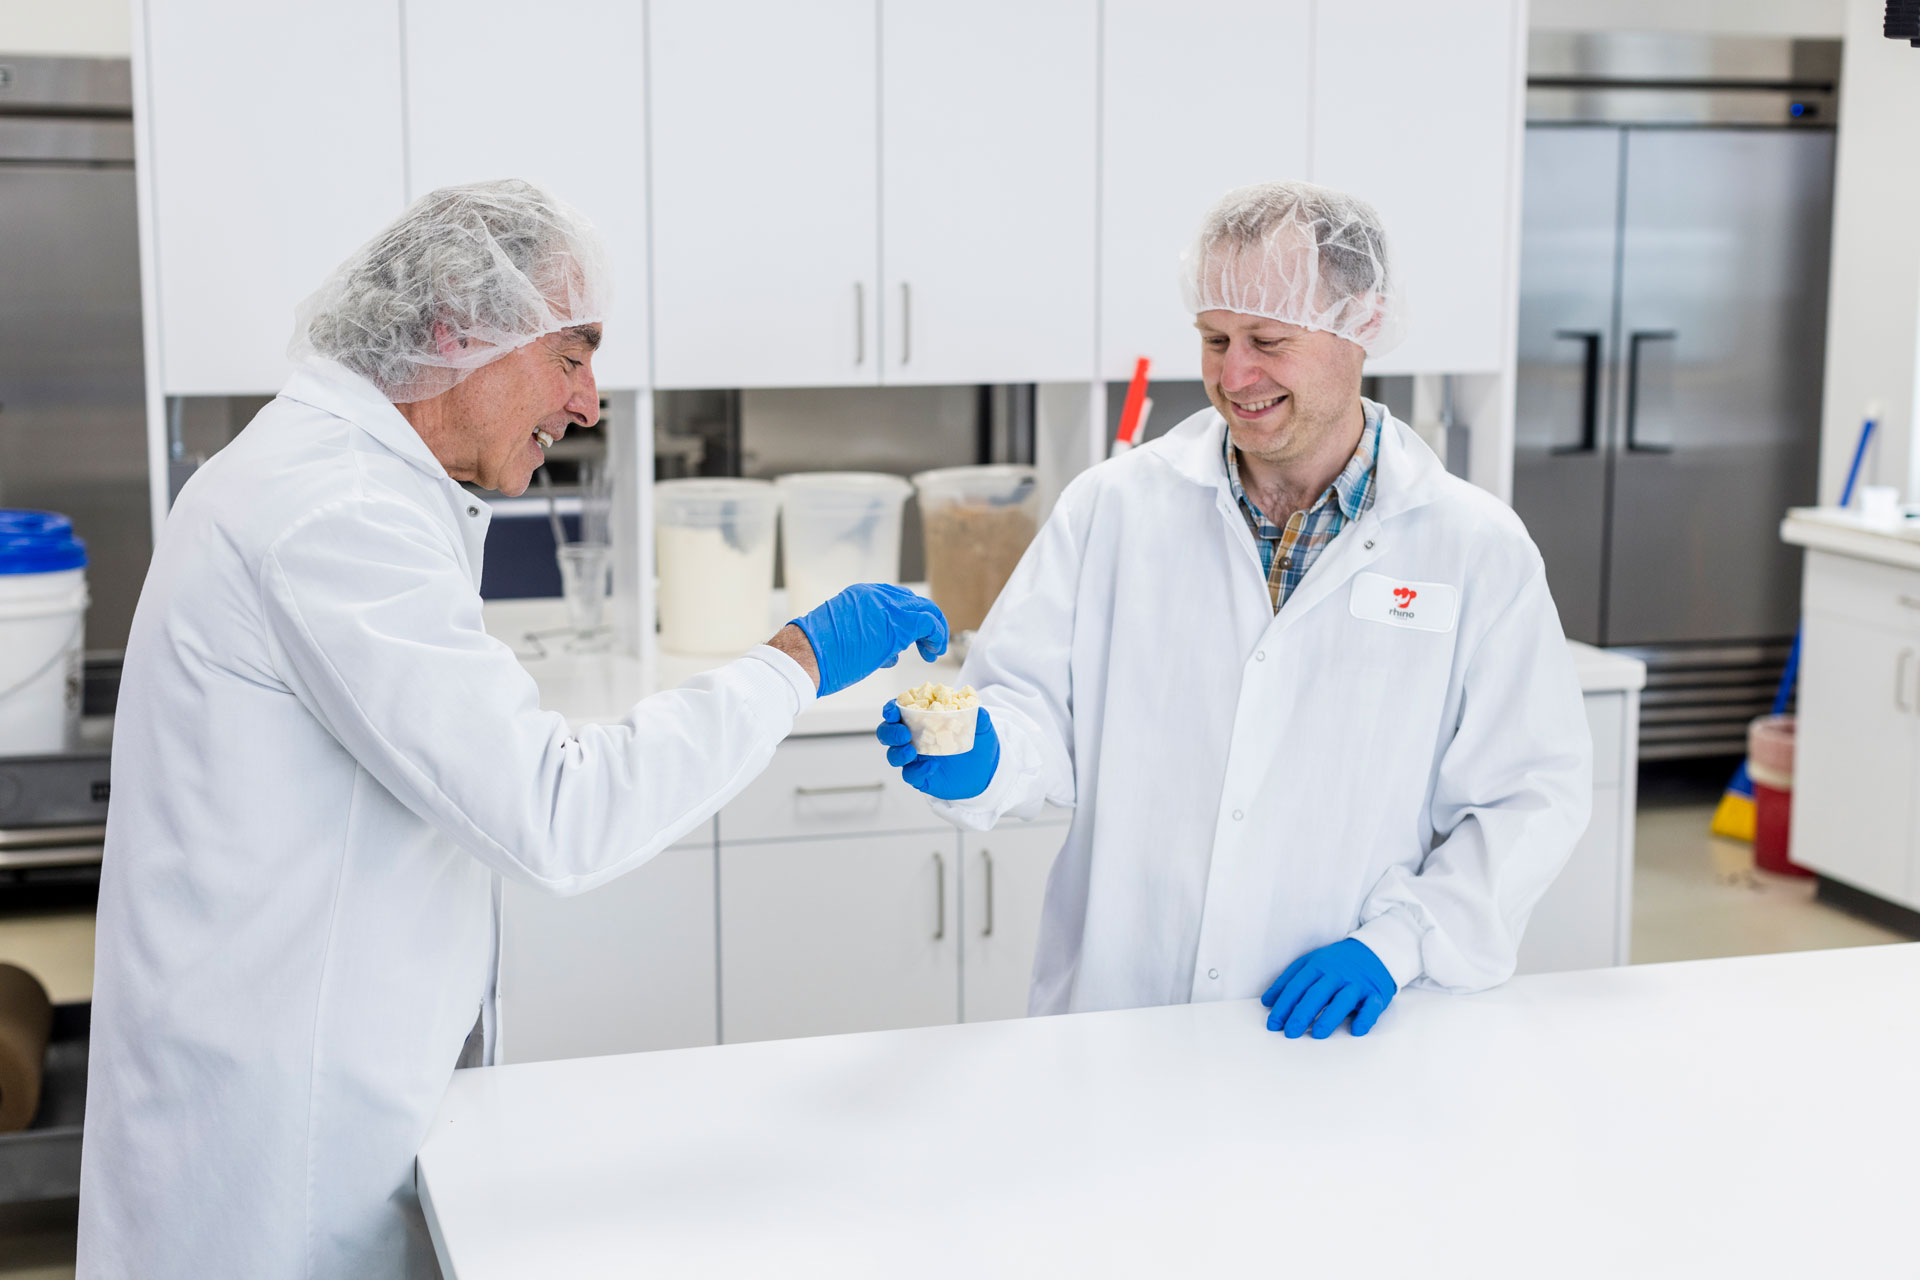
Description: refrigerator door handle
xmin=1625 ymin=330 xmax=1678 ymax=454
xmin=1551 ymin=330 xmax=1603 ymax=455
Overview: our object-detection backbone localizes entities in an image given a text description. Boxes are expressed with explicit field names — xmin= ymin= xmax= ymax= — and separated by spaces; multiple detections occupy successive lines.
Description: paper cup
xmin=897 ymin=704 xmax=978 ymax=756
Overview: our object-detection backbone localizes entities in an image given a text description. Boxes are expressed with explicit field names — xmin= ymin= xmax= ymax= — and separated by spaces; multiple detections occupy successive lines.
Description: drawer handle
xmin=793 ymin=782 xmax=886 ymax=798
xmin=981 ymin=848 xmax=994 ymax=938
xmin=932 ymin=851 xmax=946 ymax=941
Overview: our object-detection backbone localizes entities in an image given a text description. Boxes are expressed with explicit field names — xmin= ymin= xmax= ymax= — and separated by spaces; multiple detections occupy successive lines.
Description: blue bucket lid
xmin=0 ymin=510 xmax=87 ymax=574
xmin=0 ymin=510 xmax=73 ymax=538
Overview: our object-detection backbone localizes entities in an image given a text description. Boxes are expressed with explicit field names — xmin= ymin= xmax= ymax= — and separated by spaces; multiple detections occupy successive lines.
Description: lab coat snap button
xmin=1255 ymin=651 xmax=1266 ymax=662
xmin=467 ymin=505 xmax=480 ymax=517
xmin=1364 ymin=539 xmax=1375 ymax=550
xmin=1207 ymin=968 xmax=1220 ymax=980
xmin=1232 ymin=809 xmax=1244 ymax=821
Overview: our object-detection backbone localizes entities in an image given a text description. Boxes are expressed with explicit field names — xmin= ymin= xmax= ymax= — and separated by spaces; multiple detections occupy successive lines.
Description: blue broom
xmin=1710 ymin=413 xmax=1877 ymax=840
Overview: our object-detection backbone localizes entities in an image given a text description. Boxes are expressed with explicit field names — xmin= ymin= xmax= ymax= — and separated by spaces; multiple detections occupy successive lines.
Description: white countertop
xmin=485 ymin=598 xmax=1643 ymax=734
xmin=418 ymin=943 xmax=1917 ymax=1278
xmin=1566 ymin=639 xmax=1645 ymax=693
xmin=1781 ymin=506 xmax=1920 ymax=572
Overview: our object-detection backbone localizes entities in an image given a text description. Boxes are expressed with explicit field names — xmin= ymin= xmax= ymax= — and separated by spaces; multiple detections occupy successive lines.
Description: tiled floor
xmin=1630 ymin=759 xmax=1911 ymax=964
xmin=1 ymin=762 xmax=1912 ymax=1277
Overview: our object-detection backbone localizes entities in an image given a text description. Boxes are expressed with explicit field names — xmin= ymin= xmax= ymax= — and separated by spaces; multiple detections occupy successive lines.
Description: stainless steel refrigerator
xmin=0 ymin=55 xmax=148 ymax=655
xmin=1512 ymin=34 xmax=1837 ymax=758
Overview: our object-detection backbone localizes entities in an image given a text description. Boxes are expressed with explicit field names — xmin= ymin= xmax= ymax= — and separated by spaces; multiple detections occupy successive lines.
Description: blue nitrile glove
xmin=1261 ymin=938 xmax=1396 ymax=1039
xmin=875 ymin=701 xmax=1000 ymax=801
xmin=792 ymin=584 xmax=948 ymax=698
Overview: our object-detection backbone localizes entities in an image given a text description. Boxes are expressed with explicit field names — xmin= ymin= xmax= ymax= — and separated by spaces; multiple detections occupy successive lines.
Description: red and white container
xmin=1746 ymin=714 xmax=1804 ymax=877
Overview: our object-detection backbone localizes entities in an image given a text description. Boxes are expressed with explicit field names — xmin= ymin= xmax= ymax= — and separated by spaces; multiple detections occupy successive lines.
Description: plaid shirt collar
xmin=1225 ymin=402 xmax=1381 ymax=535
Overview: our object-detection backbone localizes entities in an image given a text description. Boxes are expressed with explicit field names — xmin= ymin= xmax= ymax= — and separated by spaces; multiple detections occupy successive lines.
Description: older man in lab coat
xmin=78 ymin=181 xmax=946 ymax=1278
xmin=878 ymin=180 xmax=1592 ymax=1039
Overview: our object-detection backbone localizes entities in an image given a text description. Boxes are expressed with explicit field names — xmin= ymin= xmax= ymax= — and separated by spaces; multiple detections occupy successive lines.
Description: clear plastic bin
xmin=654 ymin=479 xmax=780 ymax=655
xmin=911 ymin=465 xmax=1040 ymax=636
xmin=776 ymin=472 xmax=912 ymax=617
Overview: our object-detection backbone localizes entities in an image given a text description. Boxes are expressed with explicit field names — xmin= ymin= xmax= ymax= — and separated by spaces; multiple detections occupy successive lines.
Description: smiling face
xmin=1197 ymin=310 xmax=1365 ymax=469
xmin=434 ymin=325 xmax=602 ymax=496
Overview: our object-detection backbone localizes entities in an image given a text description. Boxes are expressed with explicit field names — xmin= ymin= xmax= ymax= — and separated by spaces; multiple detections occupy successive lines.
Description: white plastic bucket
xmin=0 ymin=566 xmax=88 ymax=754
xmin=776 ymin=472 xmax=912 ymax=617
xmin=654 ymin=479 xmax=781 ymax=655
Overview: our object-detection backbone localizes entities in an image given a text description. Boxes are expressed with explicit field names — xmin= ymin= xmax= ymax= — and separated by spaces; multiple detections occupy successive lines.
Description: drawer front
xmin=670 ymin=819 xmax=715 ymax=852
xmin=1803 ymin=550 xmax=1920 ymax=635
xmin=723 ymin=735 xmax=947 ymax=842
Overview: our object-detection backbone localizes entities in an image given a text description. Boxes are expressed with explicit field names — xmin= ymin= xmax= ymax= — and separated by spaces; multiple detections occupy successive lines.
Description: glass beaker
xmin=556 ymin=541 xmax=612 ymax=650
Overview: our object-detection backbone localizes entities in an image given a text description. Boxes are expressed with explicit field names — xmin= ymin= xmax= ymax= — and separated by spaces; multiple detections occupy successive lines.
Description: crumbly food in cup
xmin=897 ymin=682 xmax=979 ymax=712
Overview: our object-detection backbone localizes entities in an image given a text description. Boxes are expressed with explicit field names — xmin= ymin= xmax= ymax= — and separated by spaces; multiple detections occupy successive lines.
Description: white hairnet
xmin=291 ymin=178 xmax=610 ymax=403
xmin=1180 ymin=180 xmax=1406 ymax=358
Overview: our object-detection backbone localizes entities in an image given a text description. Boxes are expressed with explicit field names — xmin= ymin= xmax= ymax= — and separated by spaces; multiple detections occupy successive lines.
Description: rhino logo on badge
xmin=1392 ymin=587 xmax=1418 ymax=608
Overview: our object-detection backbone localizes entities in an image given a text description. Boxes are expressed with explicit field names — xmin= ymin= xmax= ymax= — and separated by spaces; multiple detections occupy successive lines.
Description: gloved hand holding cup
xmin=877 ymin=689 xmax=1000 ymax=801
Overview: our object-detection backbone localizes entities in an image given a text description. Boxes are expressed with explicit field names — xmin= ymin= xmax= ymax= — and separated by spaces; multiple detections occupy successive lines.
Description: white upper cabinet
xmin=1099 ymin=0 xmax=1311 ymax=383
xmin=403 ymin=0 xmax=650 ymax=390
xmin=649 ymin=0 xmax=879 ymax=390
xmin=142 ymin=0 xmax=406 ymax=394
xmin=880 ymin=0 xmax=1098 ymax=385
xmin=1310 ymin=0 xmax=1522 ymax=375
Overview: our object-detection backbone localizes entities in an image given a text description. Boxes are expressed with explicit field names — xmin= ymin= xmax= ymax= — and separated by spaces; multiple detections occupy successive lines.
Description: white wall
xmin=0 ymin=0 xmax=130 ymax=55
xmin=1818 ymin=0 xmax=1920 ymax=503
xmin=1529 ymin=0 xmax=1844 ymax=36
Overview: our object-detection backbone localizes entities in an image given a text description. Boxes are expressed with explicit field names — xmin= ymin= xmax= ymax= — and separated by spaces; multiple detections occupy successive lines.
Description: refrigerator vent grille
xmin=1611 ymin=642 xmax=1794 ymax=760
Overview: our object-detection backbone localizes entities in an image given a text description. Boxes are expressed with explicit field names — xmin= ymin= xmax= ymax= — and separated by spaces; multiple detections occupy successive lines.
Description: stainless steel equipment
xmin=1512 ymin=34 xmax=1837 ymax=758
xmin=0 ymin=55 xmax=148 ymax=654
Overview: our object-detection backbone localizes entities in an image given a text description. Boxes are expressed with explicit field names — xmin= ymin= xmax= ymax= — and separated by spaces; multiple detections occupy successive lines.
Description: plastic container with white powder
xmin=655 ymin=479 xmax=780 ymax=655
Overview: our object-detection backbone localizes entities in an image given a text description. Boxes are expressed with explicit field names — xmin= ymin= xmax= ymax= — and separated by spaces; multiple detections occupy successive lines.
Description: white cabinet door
xmin=960 ymin=820 xmax=1065 ymax=1023
xmin=1099 ymin=0 xmax=1311 ymax=381
xmin=719 ymin=833 xmax=959 ymax=1043
xmin=880 ymin=0 xmax=1098 ymax=385
xmin=142 ymin=0 xmax=407 ymax=393
xmin=402 ymin=0 xmax=649 ymax=390
xmin=1309 ymin=0 xmax=1521 ymax=375
xmin=649 ymin=0 xmax=878 ymax=389
xmin=1790 ymin=613 xmax=1920 ymax=906
xmin=1516 ymin=786 xmax=1624 ymax=975
xmin=495 ymin=838 xmax=718 ymax=1064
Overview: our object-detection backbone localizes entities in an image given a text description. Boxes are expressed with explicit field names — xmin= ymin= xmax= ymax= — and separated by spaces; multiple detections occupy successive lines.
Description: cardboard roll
xmin=0 ymin=962 xmax=53 ymax=1132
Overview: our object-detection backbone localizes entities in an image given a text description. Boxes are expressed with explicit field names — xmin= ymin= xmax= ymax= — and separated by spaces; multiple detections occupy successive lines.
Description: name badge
xmin=1350 ymin=572 xmax=1458 ymax=633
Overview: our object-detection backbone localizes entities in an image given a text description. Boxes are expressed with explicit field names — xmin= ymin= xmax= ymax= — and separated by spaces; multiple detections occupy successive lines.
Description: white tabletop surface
xmin=417 ymin=943 xmax=1916 ymax=1278
xmin=485 ymin=597 xmax=1643 ymax=734
xmin=1782 ymin=506 xmax=1920 ymax=571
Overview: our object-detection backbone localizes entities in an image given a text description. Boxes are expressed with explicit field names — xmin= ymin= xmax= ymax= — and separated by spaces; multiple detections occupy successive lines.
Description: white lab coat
xmin=76 ymin=360 xmax=815 ymax=1278
xmin=934 ymin=404 xmax=1591 ymax=1014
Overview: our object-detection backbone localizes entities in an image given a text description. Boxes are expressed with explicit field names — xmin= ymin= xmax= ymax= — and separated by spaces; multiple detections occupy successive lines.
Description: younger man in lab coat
xmin=877 ymin=180 xmax=1592 ymax=1038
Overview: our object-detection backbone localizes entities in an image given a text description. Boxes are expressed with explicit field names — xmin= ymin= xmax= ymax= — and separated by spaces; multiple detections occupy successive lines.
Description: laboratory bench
xmin=1780 ymin=509 xmax=1920 ymax=923
xmin=417 ymin=941 xmax=1917 ymax=1278
xmin=481 ymin=600 xmax=1645 ymax=1065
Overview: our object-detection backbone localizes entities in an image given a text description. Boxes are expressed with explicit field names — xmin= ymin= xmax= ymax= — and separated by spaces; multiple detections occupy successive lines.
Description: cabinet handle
xmin=793 ymin=782 xmax=885 ymax=798
xmin=981 ymin=848 xmax=994 ymax=938
xmin=900 ymin=282 xmax=911 ymax=366
xmin=853 ymin=281 xmax=865 ymax=365
xmin=1624 ymin=330 xmax=1677 ymax=454
xmin=1551 ymin=330 xmax=1602 ymax=456
xmin=1899 ymin=649 xmax=1915 ymax=715
xmin=932 ymin=850 xmax=945 ymax=940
